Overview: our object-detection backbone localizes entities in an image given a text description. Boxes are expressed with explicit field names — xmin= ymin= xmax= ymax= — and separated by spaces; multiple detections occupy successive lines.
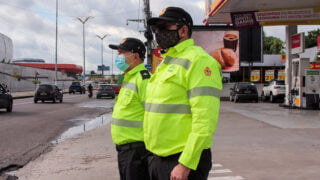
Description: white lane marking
xmin=213 ymin=163 xmax=223 ymax=167
xmin=210 ymin=169 xmax=232 ymax=174
xmin=208 ymin=176 xmax=244 ymax=180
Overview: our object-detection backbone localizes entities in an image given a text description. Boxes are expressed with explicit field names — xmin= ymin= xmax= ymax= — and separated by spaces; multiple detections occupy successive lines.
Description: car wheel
xmin=53 ymin=97 xmax=56 ymax=103
xmin=60 ymin=97 xmax=63 ymax=103
xmin=229 ymin=96 xmax=233 ymax=102
xmin=255 ymin=97 xmax=259 ymax=103
xmin=112 ymin=96 xmax=115 ymax=99
xmin=6 ymin=101 xmax=13 ymax=112
xmin=34 ymin=99 xmax=38 ymax=103
xmin=270 ymin=93 xmax=275 ymax=103
xmin=41 ymin=100 xmax=44 ymax=103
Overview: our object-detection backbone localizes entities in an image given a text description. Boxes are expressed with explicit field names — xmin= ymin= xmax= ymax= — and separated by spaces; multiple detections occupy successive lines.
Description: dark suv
xmin=96 ymin=84 xmax=115 ymax=99
xmin=69 ymin=82 xmax=86 ymax=94
xmin=34 ymin=84 xmax=63 ymax=103
xmin=0 ymin=84 xmax=13 ymax=112
xmin=230 ymin=82 xmax=259 ymax=103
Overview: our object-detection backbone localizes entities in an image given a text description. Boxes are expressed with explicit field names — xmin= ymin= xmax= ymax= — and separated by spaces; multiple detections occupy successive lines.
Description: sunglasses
xmin=151 ymin=23 xmax=183 ymax=32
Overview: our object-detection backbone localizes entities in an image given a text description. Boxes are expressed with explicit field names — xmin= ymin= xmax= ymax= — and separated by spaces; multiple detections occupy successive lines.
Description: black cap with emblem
xmin=147 ymin=7 xmax=193 ymax=29
xmin=109 ymin=38 xmax=146 ymax=60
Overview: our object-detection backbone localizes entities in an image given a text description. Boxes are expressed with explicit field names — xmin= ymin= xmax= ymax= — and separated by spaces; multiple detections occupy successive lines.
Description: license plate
xmin=41 ymin=93 xmax=47 ymax=95
xmin=244 ymin=90 xmax=251 ymax=94
xmin=102 ymin=93 xmax=109 ymax=95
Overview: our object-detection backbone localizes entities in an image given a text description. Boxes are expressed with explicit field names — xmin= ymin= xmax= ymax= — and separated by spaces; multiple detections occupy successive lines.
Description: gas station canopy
xmin=205 ymin=0 xmax=320 ymax=26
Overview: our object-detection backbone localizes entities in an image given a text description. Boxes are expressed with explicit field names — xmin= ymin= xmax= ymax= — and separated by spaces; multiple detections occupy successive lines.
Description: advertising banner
xmin=97 ymin=65 xmax=110 ymax=71
xmin=193 ymin=30 xmax=240 ymax=72
xmin=231 ymin=11 xmax=259 ymax=29
xmin=255 ymin=7 xmax=320 ymax=26
xmin=310 ymin=63 xmax=320 ymax=69
xmin=278 ymin=70 xmax=286 ymax=80
xmin=291 ymin=33 xmax=305 ymax=54
xmin=250 ymin=70 xmax=260 ymax=82
xmin=265 ymin=70 xmax=274 ymax=82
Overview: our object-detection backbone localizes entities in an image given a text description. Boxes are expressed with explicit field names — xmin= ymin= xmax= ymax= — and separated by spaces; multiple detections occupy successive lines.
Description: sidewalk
xmin=14 ymin=116 xmax=119 ymax=180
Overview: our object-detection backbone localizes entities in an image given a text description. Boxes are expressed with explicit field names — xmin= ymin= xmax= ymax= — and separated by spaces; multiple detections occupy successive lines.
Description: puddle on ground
xmin=52 ymin=113 xmax=112 ymax=144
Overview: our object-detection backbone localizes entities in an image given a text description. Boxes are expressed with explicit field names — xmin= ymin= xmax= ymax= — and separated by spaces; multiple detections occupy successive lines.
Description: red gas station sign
xmin=291 ymin=33 xmax=305 ymax=54
xmin=310 ymin=63 xmax=320 ymax=69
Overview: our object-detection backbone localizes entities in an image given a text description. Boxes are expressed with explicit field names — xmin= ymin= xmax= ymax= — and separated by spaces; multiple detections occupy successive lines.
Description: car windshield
xmin=276 ymin=81 xmax=285 ymax=85
xmin=239 ymin=83 xmax=254 ymax=89
xmin=72 ymin=82 xmax=80 ymax=86
xmin=38 ymin=85 xmax=53 ymax=91
xmin=99 ymin=85 xmax=112 ymax=90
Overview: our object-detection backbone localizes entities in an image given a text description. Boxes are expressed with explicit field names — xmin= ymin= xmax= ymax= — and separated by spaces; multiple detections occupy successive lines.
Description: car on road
xmin=69 ymin=81 xmax=86 ymax=94
xmin=230 ymin=82 xmax=259 ymax=103
xmin=261 ymin=79 xmax=285 ymax=103
xmin=96 ymin=84 xmax=115 ymax=99
xmin=110 ymin=84 xmax=121 ymax=94
xmin=34 ymin=84 xmax=63 ymax=103
xmin=0 ymin=83 xmax=13 ymax=112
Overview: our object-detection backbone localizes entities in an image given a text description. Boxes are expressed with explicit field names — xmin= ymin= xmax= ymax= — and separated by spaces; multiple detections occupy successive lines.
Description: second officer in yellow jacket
xmin=109 ymin=38 xmax=151 ymax=180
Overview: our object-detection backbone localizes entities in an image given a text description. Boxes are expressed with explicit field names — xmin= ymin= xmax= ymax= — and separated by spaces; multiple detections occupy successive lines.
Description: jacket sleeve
xmin=178 ymin=54 xmax=222 ymax=170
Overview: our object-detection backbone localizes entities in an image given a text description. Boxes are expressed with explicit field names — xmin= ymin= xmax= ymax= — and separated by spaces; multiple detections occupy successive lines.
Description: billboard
xmin=193 ymin=26 xmax=239 ymax=72
xmin=97 ymin=65 xmax=110 ymax=71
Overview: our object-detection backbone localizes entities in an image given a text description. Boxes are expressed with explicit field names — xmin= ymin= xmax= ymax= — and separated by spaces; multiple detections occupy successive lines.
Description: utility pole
xmin=127 ymin=0 xmax=152 ymax=65
xmin=143 ymin=0 xmax=152 ymax=65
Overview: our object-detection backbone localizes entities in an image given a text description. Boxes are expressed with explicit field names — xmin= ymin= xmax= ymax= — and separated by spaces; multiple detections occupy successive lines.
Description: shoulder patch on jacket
xmin=140 ymin=70 xmax=151 ymax=80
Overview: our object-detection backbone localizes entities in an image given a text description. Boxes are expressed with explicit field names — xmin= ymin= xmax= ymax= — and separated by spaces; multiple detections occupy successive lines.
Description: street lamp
xmin=96 ymin=34 xmax=109 ymax=77
xmin=54 ymin=0 xmax=58 ymax=85
xmin=77 ymin=16 xmax=94 ymax=85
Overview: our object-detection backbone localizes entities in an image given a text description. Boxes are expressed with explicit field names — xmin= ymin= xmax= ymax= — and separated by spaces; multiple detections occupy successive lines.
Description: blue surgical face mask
xmin=115 ymin=54 xmax=133 ymax=71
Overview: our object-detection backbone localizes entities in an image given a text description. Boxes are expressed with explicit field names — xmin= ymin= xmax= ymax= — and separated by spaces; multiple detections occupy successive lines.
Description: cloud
xmin=0 ymin=0 xmax=319 ymax=74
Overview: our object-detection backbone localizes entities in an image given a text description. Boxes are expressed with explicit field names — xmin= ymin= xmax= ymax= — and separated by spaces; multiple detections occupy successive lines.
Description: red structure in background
xmin=11 ymin=63 xmax=83 ymax=74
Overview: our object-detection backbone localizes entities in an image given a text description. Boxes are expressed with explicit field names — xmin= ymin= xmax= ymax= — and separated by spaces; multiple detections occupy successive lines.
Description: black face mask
xmin=155 ymin=29 xmax=181 ymax=49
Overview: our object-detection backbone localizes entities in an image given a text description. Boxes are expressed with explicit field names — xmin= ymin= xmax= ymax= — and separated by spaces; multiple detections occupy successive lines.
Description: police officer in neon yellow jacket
xmin=109 ymin=38 xmax=151 ymax=180
xmin=145 ymin=7 xmax=222 ymax=180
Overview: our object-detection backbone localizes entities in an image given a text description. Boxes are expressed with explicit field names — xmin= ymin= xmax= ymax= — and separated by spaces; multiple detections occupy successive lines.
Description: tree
xmin=263 ymin=31 xmax=284 ymax=54
xmin=90 ymin=70 xmax=96 ymax=75
xmin=305 ymin=29 xmax=320 ymax=48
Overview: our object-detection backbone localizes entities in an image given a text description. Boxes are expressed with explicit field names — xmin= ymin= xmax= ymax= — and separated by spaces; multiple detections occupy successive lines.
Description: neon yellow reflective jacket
xmin=111 ymin=63 xmax=151 ymax=145
xmin=144 ymin=39 xmax=222 ymax=170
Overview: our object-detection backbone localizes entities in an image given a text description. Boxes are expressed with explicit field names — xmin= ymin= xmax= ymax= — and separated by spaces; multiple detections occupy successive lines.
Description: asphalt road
xmin=0 ymin=93 xmax=113 ymax=174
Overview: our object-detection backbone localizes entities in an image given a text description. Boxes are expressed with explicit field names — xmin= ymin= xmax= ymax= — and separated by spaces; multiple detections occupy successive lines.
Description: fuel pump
xmin=303 ymin=69 xmax=320 ymax=109
xmin=291 ymin=58 xmax=310 ymax=107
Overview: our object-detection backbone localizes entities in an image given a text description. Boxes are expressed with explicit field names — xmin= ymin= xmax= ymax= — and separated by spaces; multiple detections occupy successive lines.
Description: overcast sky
xmin=0 ymin=0 xmax=319 ymax=74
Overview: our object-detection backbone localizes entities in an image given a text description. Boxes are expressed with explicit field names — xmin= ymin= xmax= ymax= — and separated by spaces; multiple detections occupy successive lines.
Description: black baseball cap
xmin=109 ymin=38 xmax=146 ymax=59
xmin=147 ymin=7 xmax=193 ymax=28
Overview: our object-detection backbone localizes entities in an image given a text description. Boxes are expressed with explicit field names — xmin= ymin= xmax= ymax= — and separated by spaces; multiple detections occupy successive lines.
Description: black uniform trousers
xmin=116 ymin=142 xmax=150 ymax=180
xmin=147 ymin=148 xmax=212 ymax=180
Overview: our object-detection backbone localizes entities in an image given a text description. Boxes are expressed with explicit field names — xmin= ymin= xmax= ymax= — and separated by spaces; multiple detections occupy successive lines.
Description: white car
xmin=261 ymin=80 xmax=285 ymax=103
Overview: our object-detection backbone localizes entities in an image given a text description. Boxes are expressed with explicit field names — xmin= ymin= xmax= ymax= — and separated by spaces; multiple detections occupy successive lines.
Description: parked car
xmin=0 ymin=84 xmax=13 ymax=112
xmin=69 ymin=81 xmax=86 ymax=94
xmin=96 ymin=84 xmax=115 ymax=99
xmin=261 ymin=79 xmax=285 ymax=103
xmin=110 ymin=84 xmax=121 ymax=94
xmin=34 ymin=84 xmax=63 ymax=103
xmin=230 ymin=82 xmax=259 ymax=103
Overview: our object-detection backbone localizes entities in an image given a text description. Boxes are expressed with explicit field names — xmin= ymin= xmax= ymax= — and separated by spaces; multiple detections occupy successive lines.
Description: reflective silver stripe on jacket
xmin=163 ymin=56 xmax=192 ymax=70
xmin=112 ymin=118 xmax=143 ymax=128
xmin=122 ymin=82 xmax=138 ymax=92
xmin=187 ymin=86 xmax=221 ymax=99
xmin=145 ymin=103 xmax=191 ymax=114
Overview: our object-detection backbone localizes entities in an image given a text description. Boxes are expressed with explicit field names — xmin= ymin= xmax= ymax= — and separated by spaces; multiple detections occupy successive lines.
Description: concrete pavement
xmin=6 ymin=102 xmax=320 ymax=180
